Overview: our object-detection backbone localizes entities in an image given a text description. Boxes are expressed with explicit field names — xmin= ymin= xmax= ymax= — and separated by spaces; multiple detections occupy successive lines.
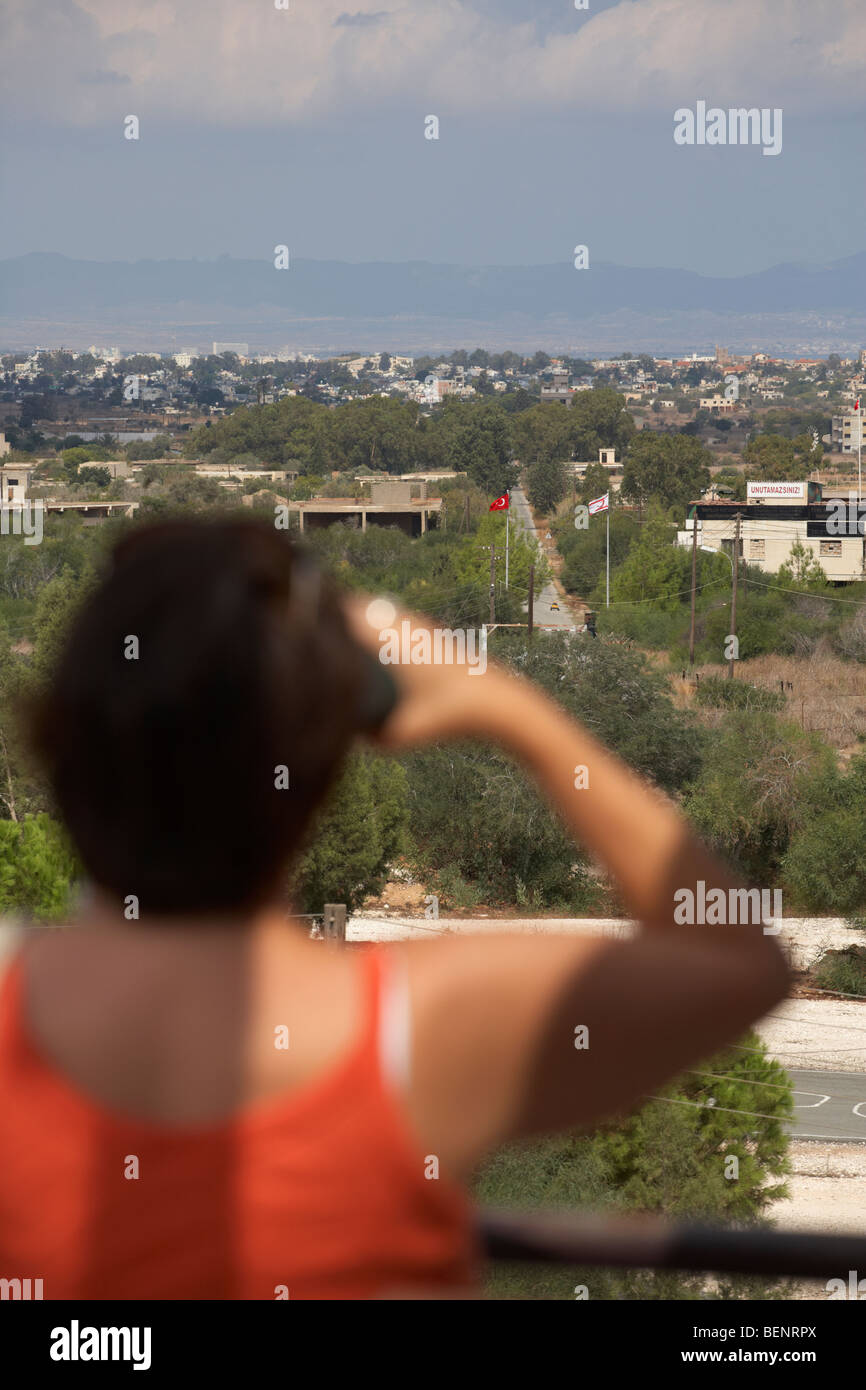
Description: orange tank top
xmin=0 ymin=946 xmax=479 ymax=1299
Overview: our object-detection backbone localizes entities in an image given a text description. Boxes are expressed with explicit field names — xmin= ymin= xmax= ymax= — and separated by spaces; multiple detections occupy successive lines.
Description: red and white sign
xmin=588 ymin=493 xmax=609 ymax=515
xmin=746 ymin=481 xmax=808 ymax=501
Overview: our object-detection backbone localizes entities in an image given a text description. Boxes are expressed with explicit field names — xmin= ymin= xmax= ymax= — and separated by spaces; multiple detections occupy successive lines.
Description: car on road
xmin=550 ymin=601 xmax=560 ymax=611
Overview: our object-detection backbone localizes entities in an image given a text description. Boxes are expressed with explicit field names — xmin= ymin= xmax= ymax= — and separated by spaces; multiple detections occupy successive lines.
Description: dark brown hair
xmin=30 ymin=519 xmax=368 ymax=917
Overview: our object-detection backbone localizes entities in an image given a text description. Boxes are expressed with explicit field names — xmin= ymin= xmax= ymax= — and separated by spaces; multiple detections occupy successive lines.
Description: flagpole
xmin=505 ymin=493 xmax=510 ymax=590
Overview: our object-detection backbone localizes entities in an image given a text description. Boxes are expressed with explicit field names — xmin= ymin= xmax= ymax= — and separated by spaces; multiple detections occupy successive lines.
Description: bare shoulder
xmin=396 ymin=922 xmax=788 ymax=1177
xmin=397 ymin=931 xmax=610 ymax=1176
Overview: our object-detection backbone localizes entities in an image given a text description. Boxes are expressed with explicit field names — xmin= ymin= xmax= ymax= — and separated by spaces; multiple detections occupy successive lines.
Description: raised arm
xmin=345 ymin=601 xmax=791 ymax=1174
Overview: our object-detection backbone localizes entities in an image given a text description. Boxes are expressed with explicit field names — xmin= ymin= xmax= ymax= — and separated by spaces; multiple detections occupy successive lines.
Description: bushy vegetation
xmin=475 ymin=1029 xmax=792 ymax=1300
xmin=0 ymin=815 xmax=76 ymax=922
xmin=293 ymin=752 xmax=407 ymax=912
xmin=693 ymin=676 xmax=785 ymax=712
xmin=813 ymin=946 xmax=866 ymax=997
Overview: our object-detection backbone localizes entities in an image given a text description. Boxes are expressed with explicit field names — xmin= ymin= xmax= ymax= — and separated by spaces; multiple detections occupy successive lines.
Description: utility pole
xmin=528 ymin=563 xmax=535 ymax=637
xmin=688 ymin=507 xmax=698 ymax=666
xmin=728 ymin=512 xmax=741 ymax=680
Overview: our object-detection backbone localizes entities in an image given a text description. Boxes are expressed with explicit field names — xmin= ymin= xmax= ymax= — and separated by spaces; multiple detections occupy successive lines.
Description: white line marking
xmin=792 ymin=1090 xmax=831 ymax=1109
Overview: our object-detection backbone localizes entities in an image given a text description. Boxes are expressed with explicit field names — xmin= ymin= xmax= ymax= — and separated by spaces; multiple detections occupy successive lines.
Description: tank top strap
xmin=364 ymin=946 xmax=412 ymax=1094
xmin=0 ymin=942 xmax=24 ymax=1056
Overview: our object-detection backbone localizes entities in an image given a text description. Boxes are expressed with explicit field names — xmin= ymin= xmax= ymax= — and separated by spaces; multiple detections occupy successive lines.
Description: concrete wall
xmin=369 ymin=481 xmax=412 ymax=505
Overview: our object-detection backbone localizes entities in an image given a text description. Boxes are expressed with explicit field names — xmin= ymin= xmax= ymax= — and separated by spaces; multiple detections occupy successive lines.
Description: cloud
xmin=334 ymin=11 xmax=389 ymax=27
xmin=2 ymin=0 xmax=863 ymax=127
xmin=80 ymin=69 xmax=130 ymax=85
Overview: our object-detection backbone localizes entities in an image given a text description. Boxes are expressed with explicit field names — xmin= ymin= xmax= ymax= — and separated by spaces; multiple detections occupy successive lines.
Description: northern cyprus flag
xmin=588 ymin=493 xmax=609 ymax=515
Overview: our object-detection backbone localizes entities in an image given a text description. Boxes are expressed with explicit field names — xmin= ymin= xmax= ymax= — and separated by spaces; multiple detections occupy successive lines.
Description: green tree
xmin=293 ymin=751 xmax=407 ymax=911
xmin=526 ymin=455 xmax=566 ymax=513
xmin=476 ymin=1029 xmax=791 ymax=1300
xmin=608 ymin=512 xmax=692 ymax=612
xmin=742 ymin=432 xmax=818 ymax=481
xmin=777 ymin=538 xmax=827 ymax=591
xmin=556 ymin=507 xmax=640 ymax=598
xmin=684 ymin=712 xmax=834 ymax=882
xmin=621 ymin=434 xmax=711 ymax=512
xmin=567 ymin=386 xmax=635 ymax=460
xmin=0 ymin=815 xmax=77 ymax=921
xmin=445 ymin=405 xmax=515 ymax=495
xmin=783 ymin=805 xmax=866 ymax=911
xmin=511 ymin=403 xmax=572 ymax=470
xmin=576 ymin=462 xmax=610 ymax=504
xmin=78 ymin=466 xmax=111 ymax=488
xmin=782 ymin=755 xmax=866 ymax=911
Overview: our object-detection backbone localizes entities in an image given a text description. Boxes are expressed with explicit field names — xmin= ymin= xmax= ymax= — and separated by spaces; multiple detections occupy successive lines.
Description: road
xmin=788 ymin=1070 xmax=866 ymax=1141
xmin=509 ymin=486 xmax=577 ymax=629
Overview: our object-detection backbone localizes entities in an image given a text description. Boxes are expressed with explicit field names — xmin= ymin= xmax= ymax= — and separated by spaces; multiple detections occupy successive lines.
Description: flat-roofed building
xmin=0 ymin=464 xmax=32 ymax=505
xmin=288 ymin=480 xmax=442 ymax=537
xmin=679 ymin=480 xmax=865 ymax=583
xmin=833 ymin=413 xmax=864 ymax=453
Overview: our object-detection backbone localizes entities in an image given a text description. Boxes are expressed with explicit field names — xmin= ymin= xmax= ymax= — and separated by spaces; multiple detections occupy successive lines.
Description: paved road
xmin=509 ymin=486 xmax=577 ymax=629
xmin=788 ymin=1069 xmax=866 ymax=1141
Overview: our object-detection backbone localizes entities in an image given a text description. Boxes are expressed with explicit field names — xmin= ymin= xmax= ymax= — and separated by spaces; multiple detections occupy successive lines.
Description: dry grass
xmin=670 ymin=651 xmax=866 ymax=754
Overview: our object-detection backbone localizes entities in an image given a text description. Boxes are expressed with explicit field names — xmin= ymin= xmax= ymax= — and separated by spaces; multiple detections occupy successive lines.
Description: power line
xmin=647 ymin=1092 xmax=864 ymax=1137
xmin=768 ymin=1010 xmax=866 ymax=1036
xmin=726 ymin=1040 xmax=866 ymax=1058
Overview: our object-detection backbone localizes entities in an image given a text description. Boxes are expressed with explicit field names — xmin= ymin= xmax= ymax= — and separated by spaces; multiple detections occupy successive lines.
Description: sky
xmin=1 ymin=0 xmax=864 ymax=275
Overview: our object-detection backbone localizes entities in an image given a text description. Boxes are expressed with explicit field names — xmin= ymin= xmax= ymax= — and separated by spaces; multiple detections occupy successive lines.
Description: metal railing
xmin=480 ymin=1208 xmax=866 ymax=1279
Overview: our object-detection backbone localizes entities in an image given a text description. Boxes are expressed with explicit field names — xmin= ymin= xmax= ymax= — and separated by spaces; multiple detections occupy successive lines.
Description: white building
xmin=0 ymin=465 xmax=33 ymax=505
xmin=213 ymin=342 xmax=249 ymax=358
xmin=833 ymin=413 xmax=864 ymax=453
xmin=679 ymin=480 xmax=864 ymax=583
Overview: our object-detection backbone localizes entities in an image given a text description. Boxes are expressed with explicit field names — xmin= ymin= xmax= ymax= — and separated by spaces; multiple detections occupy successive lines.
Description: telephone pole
xmin=728 ymin=512 xmax=741 ymax=680
xmin=528 ymin=563 xmax=535 ymax=637
xmin=688 ymin=508 xmax=698 ymax=666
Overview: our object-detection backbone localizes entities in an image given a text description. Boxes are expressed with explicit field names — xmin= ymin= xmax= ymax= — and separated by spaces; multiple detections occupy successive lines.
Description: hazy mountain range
xmin=1 ymin=251 xmax=864 ymax=357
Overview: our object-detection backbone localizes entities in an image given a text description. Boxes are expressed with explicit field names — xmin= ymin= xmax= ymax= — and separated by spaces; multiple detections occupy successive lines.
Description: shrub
xmin=474 ymin=1030 xmax=792 ymax=1300
xmin=783 ymin=806 xmax=866 ymax=912
xmin=814 ymin=947 xmax=866 ymax=997
xmin=694 ymin=676 xmax=785 ymax=712
xmin=0 ymin=815 xmax=76 ymax=922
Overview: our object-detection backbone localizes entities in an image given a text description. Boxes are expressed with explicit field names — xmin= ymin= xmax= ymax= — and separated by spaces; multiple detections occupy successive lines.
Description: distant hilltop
xmin=1 ymin=251 xmax=864 ymax=356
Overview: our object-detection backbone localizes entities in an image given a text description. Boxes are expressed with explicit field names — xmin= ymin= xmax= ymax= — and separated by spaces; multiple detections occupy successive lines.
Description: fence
xmin=479 ymin=1208 xmax=866 ymax=1280
xmin=301 ymin=904 xmax=347 ymax=942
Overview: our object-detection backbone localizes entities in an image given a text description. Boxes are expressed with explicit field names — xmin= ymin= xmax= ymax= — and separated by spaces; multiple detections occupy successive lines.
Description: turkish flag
xmin=489 ymin=492 xmax=510 ymax=511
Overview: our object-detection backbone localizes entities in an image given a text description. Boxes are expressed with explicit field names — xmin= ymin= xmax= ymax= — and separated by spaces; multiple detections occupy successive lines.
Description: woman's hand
xmin=342 ymin=594 xmax=514 ymax=750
